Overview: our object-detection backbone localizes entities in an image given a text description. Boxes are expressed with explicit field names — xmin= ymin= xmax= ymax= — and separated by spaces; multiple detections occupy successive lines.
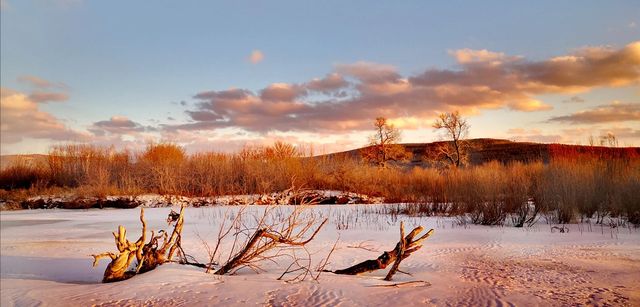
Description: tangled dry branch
xmin=213 ymin=205 xmax=328 ymax=275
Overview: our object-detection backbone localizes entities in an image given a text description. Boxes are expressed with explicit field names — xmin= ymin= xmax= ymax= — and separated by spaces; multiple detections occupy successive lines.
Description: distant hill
xmin=0 ymin=154 xmax=48 ymax=170
xmin=318 ymin=138 xmax=640 ymax=167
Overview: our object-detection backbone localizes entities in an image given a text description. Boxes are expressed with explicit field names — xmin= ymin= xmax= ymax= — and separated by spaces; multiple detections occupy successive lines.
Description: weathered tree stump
xmin=92 ymin=206 xmax=185 ymax=282
xmin=333 ymin=222 xmax=434 ymax=280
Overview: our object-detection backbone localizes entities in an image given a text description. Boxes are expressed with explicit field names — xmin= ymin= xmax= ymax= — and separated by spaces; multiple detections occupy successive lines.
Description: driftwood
xmin=92 ymin=206 xmax=186 ymax=282
xmin=333 ymin=222 xmax=434 ymax=281
xmin=138 ymin=206 xmax=185 ymax=273
xmin=207 ymin=199 xmax=328 ymax=277
xmin=214 ymin=218 xmax=327 ymax=275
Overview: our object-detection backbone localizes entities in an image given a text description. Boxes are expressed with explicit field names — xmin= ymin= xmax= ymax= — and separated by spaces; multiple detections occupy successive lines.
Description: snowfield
xmin=1 ymin=205 xmax=639 ymax=306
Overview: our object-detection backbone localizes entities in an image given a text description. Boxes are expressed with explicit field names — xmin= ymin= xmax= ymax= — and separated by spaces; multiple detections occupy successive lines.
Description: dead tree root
xmin=92 ymin=206 xmax=186 ymax=282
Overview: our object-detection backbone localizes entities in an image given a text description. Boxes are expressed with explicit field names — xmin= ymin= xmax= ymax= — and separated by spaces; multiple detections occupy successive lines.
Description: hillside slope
xmin=319 ymin=138 xmax=640 ymax=167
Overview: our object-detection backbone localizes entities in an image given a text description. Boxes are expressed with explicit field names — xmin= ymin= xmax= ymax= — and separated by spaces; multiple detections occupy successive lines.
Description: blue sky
xmin=1 ymin=1 xmax=639 ymax=154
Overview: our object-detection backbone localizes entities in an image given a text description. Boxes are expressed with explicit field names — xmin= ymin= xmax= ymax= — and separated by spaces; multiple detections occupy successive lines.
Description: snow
xmin=1 ymin=206 xmax=639 ymax=306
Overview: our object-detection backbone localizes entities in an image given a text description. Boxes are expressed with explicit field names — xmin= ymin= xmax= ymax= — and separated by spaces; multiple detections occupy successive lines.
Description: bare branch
xmin=332 ymin=226 xmax=434 ymax=280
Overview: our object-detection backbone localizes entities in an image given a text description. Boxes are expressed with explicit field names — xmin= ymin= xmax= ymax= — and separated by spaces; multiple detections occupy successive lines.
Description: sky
xmin=1 ymin=0 xmax=639 ymax=155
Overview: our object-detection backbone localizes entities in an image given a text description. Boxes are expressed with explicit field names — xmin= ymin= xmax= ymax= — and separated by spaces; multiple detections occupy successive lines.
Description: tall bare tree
xmin=431 ymin=111 xmax=470 ymax=168
xmin=360 ymin=117 xmax=412 ymax=167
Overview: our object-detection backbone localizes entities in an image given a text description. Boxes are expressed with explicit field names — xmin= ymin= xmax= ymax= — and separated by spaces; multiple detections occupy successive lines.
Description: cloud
xmin=548 ymin=101 xmax=640 ymax=124
xmin=159 ymin=128 xmax=359 ymax=154
xmin=563 ymin=96 xmax=585 ymax=103
xmin=0 ymin=87 xmax=88 ymax=144
xmin=28 ymin=91 xmax=69 ymax=103
xmin=304 ymin=73 xmax=348 ymax=94
xmin=336 ymin=61 xmax=400 ymax=84
xmin=249 ymin=50 xmax=264 ymax=64
xmin=508 ymin=99 xmax=553 ymax=111
xmin=89 ymin=115 xmax=150 ymax=137
xmin=17 ymin=75 xmax=68 ymax=90
xmin=448 ymin=49 xmax=516 ymax=65
xmin=520 ymin=42 xmax=640 ymax=88
xmin=16 ymin=75 xmax=70 ymax=103
xmin=163 ymin=41 xmax=639 ymax=134
xmin=260 ymin=83 xmax=305 ymax=102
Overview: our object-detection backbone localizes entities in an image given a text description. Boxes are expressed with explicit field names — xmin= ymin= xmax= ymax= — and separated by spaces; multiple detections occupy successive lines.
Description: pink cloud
xmin=0 ymin=87 xmax=89 ymax=144
xmin=249 ymin=50 xmax=264 ymax=64
xmin=172 ymin=41 xmax=638 ymax=134
xmin=548 ymin=101 xmax=640 ymax=124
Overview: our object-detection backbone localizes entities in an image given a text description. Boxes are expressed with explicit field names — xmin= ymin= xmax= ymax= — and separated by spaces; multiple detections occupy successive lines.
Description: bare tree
xmin=360 ymin=117 xmax=412 ymax=167
xmin=431 ymin=111 xmax=470 ymax=168
xmin=599 ymin=132 xmax=618 ymax=147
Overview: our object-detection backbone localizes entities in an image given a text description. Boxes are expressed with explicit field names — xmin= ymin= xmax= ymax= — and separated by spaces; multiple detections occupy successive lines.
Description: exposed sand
xmin=1 ymin=206 xmax=639 ymax=306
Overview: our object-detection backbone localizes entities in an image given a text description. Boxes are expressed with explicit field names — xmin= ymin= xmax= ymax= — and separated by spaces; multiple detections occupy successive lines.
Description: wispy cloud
xmin=563 ymin=96 xmax=585 ymax=103
xmin=548 ymin=101 xmax=640 ymax=124
xmin=17 ymin=75 xmax=69 ymax=90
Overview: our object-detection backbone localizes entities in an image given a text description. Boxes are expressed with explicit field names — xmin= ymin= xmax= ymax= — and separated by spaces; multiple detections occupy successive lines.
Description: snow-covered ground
xmin=1 ymin=206 xmax=639 ymax=306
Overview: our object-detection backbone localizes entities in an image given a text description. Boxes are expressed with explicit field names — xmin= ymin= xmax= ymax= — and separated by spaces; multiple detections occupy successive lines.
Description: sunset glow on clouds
xmin=1 ymin=2 xmax=639 ymax=154
xmin=2 ymin=41 xmax=639 ymax=153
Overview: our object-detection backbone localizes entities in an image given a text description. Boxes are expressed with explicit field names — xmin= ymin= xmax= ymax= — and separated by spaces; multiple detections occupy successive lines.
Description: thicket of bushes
xmin=1 ymin=143 xmax=638 ymax=226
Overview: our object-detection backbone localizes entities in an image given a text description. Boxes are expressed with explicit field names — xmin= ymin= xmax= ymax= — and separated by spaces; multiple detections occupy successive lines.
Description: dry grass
xmin=1 ymin=142 xmax=638 ymax=226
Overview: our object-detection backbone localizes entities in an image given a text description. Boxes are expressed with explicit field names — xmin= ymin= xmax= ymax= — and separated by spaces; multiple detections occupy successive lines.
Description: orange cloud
xmin=548 ymin=101 xmax=640 ymax=124
xmin=509 ymin=99 xmax=553 ymax=112
xmin=170 ymin=41 xmax=638 ymax=134
xmin=449 ymin=49 xmax=516 ymax=65
xmin=0 ymin=87 xmax=88 ymax=144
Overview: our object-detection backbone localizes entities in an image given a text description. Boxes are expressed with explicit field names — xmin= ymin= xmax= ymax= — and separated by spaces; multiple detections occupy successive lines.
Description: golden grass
xmin=1 ymin=142 xmax=638 ymax=225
